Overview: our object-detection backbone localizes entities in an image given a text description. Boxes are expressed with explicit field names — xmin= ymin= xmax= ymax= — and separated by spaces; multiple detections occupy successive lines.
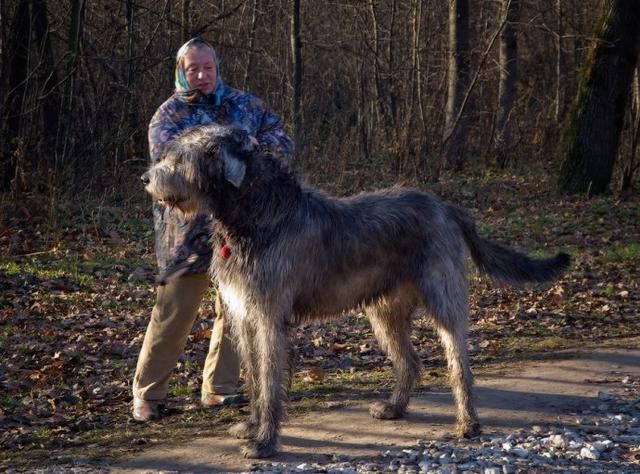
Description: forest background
xmin=1 ymin=0 xmax=640 ymax=469
xmin=1 ymin=0 xmax=639 ymax=197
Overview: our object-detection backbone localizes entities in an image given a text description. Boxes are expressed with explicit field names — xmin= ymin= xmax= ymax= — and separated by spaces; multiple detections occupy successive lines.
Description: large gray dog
xmin=142 ymin=124 xmax=570 ymax=458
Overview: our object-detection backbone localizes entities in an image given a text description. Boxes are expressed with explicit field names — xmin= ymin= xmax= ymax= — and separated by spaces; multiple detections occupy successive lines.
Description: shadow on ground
xmin=109 ymin=342 xmax=640 ymax=473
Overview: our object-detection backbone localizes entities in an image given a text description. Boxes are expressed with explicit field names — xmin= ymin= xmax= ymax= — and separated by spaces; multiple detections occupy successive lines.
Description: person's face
xmin=183 ymin=48 xmax=217 ymax=95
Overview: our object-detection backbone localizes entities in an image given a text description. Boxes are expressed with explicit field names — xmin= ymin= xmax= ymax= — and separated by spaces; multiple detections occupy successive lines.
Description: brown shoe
xmin=201 ymin=393 xmax=248 ymax=408
xmin=132 ymin=398 xmax=161 ymax=422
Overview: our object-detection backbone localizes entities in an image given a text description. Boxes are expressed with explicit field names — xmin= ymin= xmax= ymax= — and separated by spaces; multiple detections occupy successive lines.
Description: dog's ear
xmin=221 ymin=148 xmax=246 ymax=188
xmin=228 ymin=127 xmax=257 ymax=155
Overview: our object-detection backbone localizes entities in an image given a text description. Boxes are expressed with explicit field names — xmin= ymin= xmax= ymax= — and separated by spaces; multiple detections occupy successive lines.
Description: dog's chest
xmin=218 ymin=281 xmax=249 ymax=321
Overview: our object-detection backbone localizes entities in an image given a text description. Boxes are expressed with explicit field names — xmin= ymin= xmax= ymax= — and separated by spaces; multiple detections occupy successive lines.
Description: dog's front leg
xmin=241 ymin=314 xmax=290 ymax=459
xmin=230 ymin=317 xmax=259 ymax=440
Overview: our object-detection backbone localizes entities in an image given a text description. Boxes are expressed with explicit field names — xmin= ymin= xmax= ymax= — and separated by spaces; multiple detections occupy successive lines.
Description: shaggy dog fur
xmin=142 ymin=124 xmax=570 ymax=458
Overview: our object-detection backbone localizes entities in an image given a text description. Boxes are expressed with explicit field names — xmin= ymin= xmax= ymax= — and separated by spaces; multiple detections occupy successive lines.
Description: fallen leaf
xmin=303 ymin=366 xmax=325 ymax=382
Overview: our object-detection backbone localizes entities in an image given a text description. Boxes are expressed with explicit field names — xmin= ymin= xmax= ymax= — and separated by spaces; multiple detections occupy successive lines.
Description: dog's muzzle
xmin=140 ymin=172 xmax=150 ymax=185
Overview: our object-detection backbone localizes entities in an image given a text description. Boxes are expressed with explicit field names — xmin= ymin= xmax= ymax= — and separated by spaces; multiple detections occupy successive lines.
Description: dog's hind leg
xmin=285 ymin=325 xmax=297 ymax=392
xmin=241 ymin=315 xmax=290 ymax=458
xmin=421 ymin=262 xmax=480 ymax=438
xmin=367 ymin=286 xmax=421 ymax=420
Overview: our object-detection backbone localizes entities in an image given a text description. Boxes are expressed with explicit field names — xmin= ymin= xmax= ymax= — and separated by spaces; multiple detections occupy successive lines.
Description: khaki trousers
xmin=132 ymin=272 xmax=240 ymax=401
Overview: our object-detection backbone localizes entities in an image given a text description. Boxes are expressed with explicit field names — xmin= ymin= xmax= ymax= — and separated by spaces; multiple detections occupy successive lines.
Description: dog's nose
xmin=140 ymin=172 xmax=150 ymax=185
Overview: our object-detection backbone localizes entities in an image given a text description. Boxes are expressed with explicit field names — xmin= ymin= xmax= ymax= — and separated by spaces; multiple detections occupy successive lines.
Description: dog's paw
xmin=241 ymin=440 xmax=277 ymax=458
xmin=230 ymin=421 xmax=257 ymax=439
xmin=369 ymin=401 xmax=403 ymax=420
xmin=456 ymin=420 xmax=481 ymax=439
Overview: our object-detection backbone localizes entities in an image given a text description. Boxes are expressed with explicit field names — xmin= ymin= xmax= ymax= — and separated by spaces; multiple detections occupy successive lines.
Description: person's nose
xmin=197 ymin=71 xmax=204 ymax=79
xmin=141 ymin=172 xmax=150 ymax=185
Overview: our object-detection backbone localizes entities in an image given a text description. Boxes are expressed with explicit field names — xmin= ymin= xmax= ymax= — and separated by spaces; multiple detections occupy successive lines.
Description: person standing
xmin=132 ymin=37 xmax=293 ymax=421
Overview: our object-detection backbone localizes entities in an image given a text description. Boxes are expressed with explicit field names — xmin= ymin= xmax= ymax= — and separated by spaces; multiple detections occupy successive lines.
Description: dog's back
xmin=277 ymin=187 xmax=461 ymax=321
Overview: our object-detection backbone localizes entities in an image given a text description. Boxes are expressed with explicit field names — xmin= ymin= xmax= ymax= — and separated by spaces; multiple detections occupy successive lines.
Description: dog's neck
xmin=209 ymin=153 xmax=302 ymax=240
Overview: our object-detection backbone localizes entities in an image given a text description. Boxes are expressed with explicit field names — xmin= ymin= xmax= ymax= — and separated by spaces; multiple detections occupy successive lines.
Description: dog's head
xmin=142 ymin=124 xmax=255 ymax=214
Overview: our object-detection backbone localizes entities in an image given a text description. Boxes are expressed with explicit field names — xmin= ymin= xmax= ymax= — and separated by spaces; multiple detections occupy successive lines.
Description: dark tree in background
xmin=60 ymin=0 xmax=86 ymax=178
xmin=181 ymin=0 xmax=190 ymax=43
xmin=558 ymin=0 xmax=640 ymax=196
xmin=242 ymin=0 xmax=259 ymax=91
xmin=494 ymin=0 xmax=520 ymax=168
xmin=32 ymin=0 xmax=59 ymax=155
xmin=620 ymin=67 xmax=640 ymax=195
xmin=443 ymin=0 xmax=470 ymax=172
xmin=290 ymin=0 xmax=303 ymax=164
xmin=2 ymin=0 xmax=29 ymax=190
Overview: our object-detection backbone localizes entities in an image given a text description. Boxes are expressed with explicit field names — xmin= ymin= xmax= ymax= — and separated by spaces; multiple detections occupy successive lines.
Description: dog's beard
xmin=149 ymin=192 xmax=201 ymax=217
xmin=145 ymin=170 xmax=203 ymax=216
xmin=170 ymin=196 xmax=202 ymax=217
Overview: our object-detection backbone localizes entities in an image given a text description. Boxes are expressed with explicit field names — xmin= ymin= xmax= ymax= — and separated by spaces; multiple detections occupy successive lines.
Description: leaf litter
xmin=0 ymin=172 xmax=639 ymax=469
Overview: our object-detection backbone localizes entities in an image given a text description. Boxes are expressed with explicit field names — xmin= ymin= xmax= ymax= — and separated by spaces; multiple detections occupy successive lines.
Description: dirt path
xmin=112 ymin=341 xmax=640 ymax=473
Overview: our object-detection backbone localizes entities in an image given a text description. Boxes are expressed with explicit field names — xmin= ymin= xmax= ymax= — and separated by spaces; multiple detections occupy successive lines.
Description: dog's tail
xmin=448 ymin=204 xmax=570 ymax=285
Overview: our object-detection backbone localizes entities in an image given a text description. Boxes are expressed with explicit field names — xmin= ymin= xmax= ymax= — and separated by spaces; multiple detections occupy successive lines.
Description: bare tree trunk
xmin=367 ymin=0 xmax=397 ymax=134
xmin=495 ymin=0 xmax=519 ymax=168
xmin=443 ymin=0 xmax=470 ymax=171
xmin=368 ymin=0 xmax=384 ymax=125
xmin=1 ymin=0 xmax=30 ymax=191
xmin=68 ymin=0 xmax=84 ymax=57
xmin=126 ymin=0 xmax=135 ymax=91
xmin=114 ymin=0 xmax=136 ymax=174
xmin=358 ymin=55 xmax=370 ymax=164
xmin=387 ymin=0 xmax=397 ymax=128
xmin=413 ymin=0 xmax=426 ymax=138
xmin=407 ymin=0 xmax=421 ymax=129
xmin=242 ymin=0 xmax=258 ymax=90
xmin=182 ymin=0 xmax=191 ymax=42
xmin=0 ymin=0 xmax=5 ymax=103
xmin=408 ymin=0 xmax=429 ymax=178
xmin=621 ymin=65 xmax=640 ymax=196
xmin=32 ymin=0 xmax=59 ymax=157
xmin=558 ymin=0 xmax=640 ymax=196
xmin=290 ymin=0 xmax=303 ymax=164
xmin=57 ymin=0 xmax=85 ymax=177
xmin=555 ymin=0 xmax=565 ymax=123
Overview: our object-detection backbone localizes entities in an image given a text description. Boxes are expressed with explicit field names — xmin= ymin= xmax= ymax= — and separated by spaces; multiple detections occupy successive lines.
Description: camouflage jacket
xmin=148 ymin=87 xmax=293 ymax=279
